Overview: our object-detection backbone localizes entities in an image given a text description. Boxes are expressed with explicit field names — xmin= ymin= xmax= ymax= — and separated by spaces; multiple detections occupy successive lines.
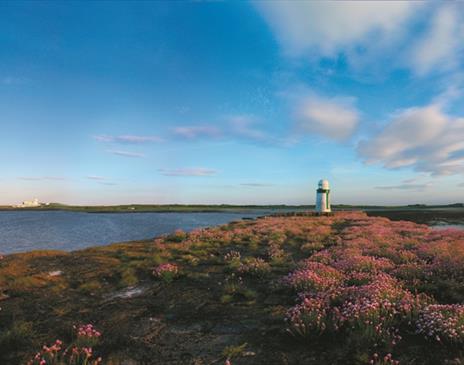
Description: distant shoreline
xmin=0 ymin=203 xmax=463 ymax=214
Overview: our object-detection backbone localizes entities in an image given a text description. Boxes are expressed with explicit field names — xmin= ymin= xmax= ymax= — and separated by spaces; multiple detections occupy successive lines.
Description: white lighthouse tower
xmin=315 ymin=179 xmax=331 ymax=214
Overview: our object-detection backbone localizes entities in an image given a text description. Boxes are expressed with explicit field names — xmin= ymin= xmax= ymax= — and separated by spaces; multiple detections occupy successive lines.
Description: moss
xmin=78 ymin=280 xmax=103 ymax=294
xmin=0 ymin=321 xmax=36 ymax=364
xmin=220 ymin=294 xmax=233 ymax=304
xmin=119 ymin=267 xmax=139 ymax=287
xmin=222 ymin=342 xmax=248 ymax=360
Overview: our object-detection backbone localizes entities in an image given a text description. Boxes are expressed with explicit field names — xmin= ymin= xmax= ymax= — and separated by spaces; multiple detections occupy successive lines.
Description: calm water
xmin=431 ymin=224 xmax=464 ymax=230
xmin=0 ymin=211 xmax=265 ymax=254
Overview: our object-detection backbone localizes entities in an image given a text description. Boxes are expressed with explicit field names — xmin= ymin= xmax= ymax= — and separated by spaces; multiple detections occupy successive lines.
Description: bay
xmin=0 ymin=211 xmax=265 ymax=254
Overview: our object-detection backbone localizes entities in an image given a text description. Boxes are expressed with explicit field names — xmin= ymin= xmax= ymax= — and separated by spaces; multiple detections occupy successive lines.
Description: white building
xmin=15 ymin=198 xmax=41 ymax=208
xmin=315 ymin=179 xmax=331 ymax=213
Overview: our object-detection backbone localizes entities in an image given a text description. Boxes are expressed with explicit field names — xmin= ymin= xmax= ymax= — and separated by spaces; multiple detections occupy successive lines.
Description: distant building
xmin=15 ymin=198 xmax=42 ymax=208
xmin=315 ymin=179 xmax=331 ymax=213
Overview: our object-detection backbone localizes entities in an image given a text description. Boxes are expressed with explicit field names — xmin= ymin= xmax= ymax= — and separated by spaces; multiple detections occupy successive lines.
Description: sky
xmin=1 ymin=1 xmax=464 ymax=206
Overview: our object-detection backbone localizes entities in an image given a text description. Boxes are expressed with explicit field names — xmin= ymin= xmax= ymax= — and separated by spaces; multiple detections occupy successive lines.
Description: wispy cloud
xmin=402 ymin=178 xmax=419 ymax=184
xmin=294 ymin=92 xmax=360 ymax=141
xmin=240 ymin=183 xmax=274 ymax=187
xmin=94 ymin=135 xmax=162 ymax=144
xmin=375 ymin=183 xmax=431 ymax=191
xmin=171 ymin=115 xmax=293 ymax=147
xmin=158 ymin=167 xmax=218 ymax=177
xmin=107 ymin=150 xmax=145 ymax=158
xmin=85 ymin=175 xmax=117 ymax=185
xmin=172 ymin=126 xmax=221 ymax=139
xmin=86 ymin=175 xmax=106 ymax=181
xmin=18 ymin=176 xmax=66 ymax=181
xmin=228 ymin=115 xmax=269 ymax=142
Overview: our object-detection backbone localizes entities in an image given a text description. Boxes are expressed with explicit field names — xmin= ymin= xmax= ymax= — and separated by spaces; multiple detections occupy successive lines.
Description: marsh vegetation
xmin=1 ymin=212 xmax=464 ymax=364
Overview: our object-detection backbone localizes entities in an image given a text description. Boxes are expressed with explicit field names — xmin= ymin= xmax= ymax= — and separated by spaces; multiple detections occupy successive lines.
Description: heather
xmin=27 ymin=324 xmax=102 ymax=365
xmin=1 ymin=212 xmax=464 ymax=364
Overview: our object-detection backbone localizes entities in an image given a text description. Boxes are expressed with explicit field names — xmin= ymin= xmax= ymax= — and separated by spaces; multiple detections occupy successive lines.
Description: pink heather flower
xmin=76 ymin=324 xmax=101 ymax=338
xmin=283 ymin=262 xmax=343 ymax=292
xmin=224 ymin=250 xmax=241 ymax=262
xmin=417 ymin=304 xmax=464 ymax=343
xmin=286 ymin=293 xmax=332 ymax=337
xmin=153 ymin=263 xmax=179 ymax=277
xmin=237 ymin=257 xmax=271 ymax=276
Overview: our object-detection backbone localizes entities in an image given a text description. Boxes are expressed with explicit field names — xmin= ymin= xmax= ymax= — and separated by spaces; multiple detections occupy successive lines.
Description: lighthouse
xmin=315 ymin=179 xmax=331 ymax=214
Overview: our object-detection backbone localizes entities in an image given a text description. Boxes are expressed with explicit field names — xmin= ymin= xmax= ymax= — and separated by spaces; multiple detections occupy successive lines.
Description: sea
xmin=0 ymin=211 xmax=266 ymax=254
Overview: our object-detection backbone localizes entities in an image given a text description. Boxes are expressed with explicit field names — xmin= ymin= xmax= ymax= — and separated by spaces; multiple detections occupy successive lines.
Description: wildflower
xmin=224 ymin=250 xmax=241 ymax=262
xmin=153 ymin=263 xmax=179 ymax=282
xmin=237 ymin=257 xmax=271 ymax=277
xmin=417 ymin=304 xmax=464 ymax=343
xmin=283 ymin=262 xmax=343 ymax=292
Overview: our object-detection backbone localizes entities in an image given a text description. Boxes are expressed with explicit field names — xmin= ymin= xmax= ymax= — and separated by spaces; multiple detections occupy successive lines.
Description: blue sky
xmin=1 ymin=1 xmax=464 ymax=205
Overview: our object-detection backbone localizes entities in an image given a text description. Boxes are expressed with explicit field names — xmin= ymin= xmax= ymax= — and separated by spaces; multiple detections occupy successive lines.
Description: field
xmin=1 ymin=212 xmax=464 ymax=364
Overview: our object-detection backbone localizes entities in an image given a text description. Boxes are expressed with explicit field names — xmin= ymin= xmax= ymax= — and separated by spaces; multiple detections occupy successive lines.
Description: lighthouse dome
xmin=318 ymin=179 xmax=330 ymax=190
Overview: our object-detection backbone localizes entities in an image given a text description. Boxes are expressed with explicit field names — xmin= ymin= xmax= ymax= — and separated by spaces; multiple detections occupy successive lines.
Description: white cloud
xmin=240 ymin=183 xmax=273 ymax=187
xmin=228 ymin=115 xmax=268 ymax=142
xmin=94 ymin=135 xmax=162 ymax=144
xmin=158 ymin=168 xmax=218 ymax=177
xmin=375 ymin=183 xmax=431 ymax=191
xmin=172 ymin=126 xmax=221 ymax=139
xmin=86 ymin=175 xmax=106 ymax=181
xmin=171 ymin=115 xmax=291 ymax=146
xmin=256 ymin=2 xmax=464 ymax=78
xmin=86 ymin=176 xmax=117 ymax=185
xmin=358 ymin=104 xmax=464 ymax=175
xmin=410 ymin=5 xmax=464 ymax=76
xmin=255 ymin=1 xmax=420 ymax=57
xmin=107 ymin=150 xmax=145 ymax=158
xmin=295 ymin=93 xmax=359 ymax=141
xmin=18 ymin=176 xmax=66 ymax=181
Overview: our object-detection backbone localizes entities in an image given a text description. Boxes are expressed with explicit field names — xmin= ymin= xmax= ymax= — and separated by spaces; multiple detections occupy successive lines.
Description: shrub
xmin=165 ymin=229 xmax=187 ymax=243
xmin=224 ymin=250 xmax=241 ymax=270
xmin=369 ymin=353 xmax=400 ymax=365
xmin=0 ymin=321 xmax=36 ymax=364
xmin=237 ymin=258 xmax=271 ymax=277
xmin=153 ymin=263 xmax=179 ymax=282
xmin=283 ymin=262 xmax=343 ymax=292
xmin=286 ymin=294 xmax=332 ymax=337
xmin=27 ymin=324 xmax=102 ymax=365
xmin=336 ymin=275 xmax=427 ymax=345
xmin=417 ymin=304 xmax=464 ymax=343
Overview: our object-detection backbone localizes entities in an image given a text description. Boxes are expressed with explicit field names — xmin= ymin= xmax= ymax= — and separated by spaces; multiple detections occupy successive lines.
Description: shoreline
xmin=0 ymin=203 xmax=463 ymax=214
xmin=1 ymin=210 xmax=463 ymax=257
